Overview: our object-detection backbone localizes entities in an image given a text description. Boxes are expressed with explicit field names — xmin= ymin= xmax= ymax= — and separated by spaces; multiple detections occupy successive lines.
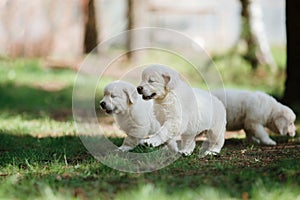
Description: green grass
xmin=1 ymin=133 xmax=300 ymax=200
xmin=0 ymin=53 xmax=300 ymax=200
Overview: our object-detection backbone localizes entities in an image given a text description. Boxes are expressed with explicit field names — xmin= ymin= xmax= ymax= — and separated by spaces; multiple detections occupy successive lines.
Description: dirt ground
xmin=97 ymin=114 xmax=300 ymax=157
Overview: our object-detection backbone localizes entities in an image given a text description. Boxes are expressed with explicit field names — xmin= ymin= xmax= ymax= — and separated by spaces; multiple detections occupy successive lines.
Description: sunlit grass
xmin=0 ymin=58 xmax=76 ymax=86
xmin=0 ymin=112 xmax=75 ymax=137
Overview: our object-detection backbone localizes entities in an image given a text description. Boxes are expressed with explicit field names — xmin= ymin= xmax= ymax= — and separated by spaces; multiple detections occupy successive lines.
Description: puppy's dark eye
xmin=111 ymin=94 xmax=116 ymax=98
xmin=148 ymin=79 xmax=154 ymax=83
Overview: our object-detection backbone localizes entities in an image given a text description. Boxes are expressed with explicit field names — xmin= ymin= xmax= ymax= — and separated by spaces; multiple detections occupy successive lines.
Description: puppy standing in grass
xmin=212 ymin=89 xmax=297 ymax=145
xmin=100 ymin=81 xmax=161 ymax=151
xmin=137 ymin=65 xmax=227 ymax=157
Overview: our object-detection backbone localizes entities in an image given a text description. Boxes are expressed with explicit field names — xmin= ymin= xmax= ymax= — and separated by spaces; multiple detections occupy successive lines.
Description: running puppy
xmin=212 ymin=89 xmax=297 ymax=145
xmin=137 ymin=65 xmax=226 ymax=157
xmin=100 ymin=81 xmax=161 ymax=151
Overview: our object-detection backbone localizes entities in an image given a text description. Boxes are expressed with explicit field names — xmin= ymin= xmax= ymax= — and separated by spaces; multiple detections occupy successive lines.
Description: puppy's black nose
xmin=137 ymin=86 xmax=143 ymax=94
xmin=100 ymin=101 xmax=106 ymax=109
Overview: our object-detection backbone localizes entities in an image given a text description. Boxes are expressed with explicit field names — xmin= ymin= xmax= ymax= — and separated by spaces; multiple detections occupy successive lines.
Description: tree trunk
xmin=240 ymin=0 xmax=258 ymax=68
xmin=83 ymin=0 xmax=98 ymax=54
xmin=126 ymin=0 xmax=134 ymax=60
xmin=249 ymin=0 xmax=277 ymax=72
xmin=283 ymin=0 xmax=300 ymax=111
xmin=239 ymin=0 xmax=276 ymax=71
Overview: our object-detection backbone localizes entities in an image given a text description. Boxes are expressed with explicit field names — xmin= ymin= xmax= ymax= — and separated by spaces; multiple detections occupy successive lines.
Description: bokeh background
xmin=0 ymin=0 xmax=300 ymax=199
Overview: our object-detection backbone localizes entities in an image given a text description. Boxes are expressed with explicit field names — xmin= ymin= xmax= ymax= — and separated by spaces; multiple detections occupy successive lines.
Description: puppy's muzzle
xmin=142 ymin=93 xmax=156 ymax=100
xmin=137 ymin=86 xmax=156 ymax=100
xmin=100 ymin=101 xmax=113 ymax=114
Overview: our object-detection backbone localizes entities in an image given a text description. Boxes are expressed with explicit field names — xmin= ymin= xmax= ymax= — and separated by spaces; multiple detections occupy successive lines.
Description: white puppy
xmin=100 ymin=81 xmax=161 ymax=151
xmin=212 ymin=89 xmax=297 ymax=145
xmin=137 ymin=65 xmax=226 ymax=157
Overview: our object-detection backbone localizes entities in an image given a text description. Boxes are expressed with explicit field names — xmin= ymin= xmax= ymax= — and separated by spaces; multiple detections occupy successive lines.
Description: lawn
xmin=0 ymin=55 xmax=300 ymax=200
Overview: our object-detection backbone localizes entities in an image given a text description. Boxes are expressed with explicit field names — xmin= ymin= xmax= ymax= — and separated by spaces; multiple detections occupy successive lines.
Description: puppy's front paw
xmin=262 ymin=139 xmax=276 ymax=146
xmin=179 ymin=150 xmax=193 ymax=156
xmin=253 ymin=136 xmax=277 ymax=146
xmin=144 ymin=136 xmax=164 ymax=147
xmin=198 ymin=150 xmax=219 ymax=158
xmin=118 ymin=145 xmax=133 ymax=152
xmin=261 ymin=139 xmax=277 ymax=146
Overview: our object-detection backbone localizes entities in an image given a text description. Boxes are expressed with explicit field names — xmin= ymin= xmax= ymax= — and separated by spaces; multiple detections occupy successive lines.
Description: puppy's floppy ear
xmin=123 ymin=87 xmax=138 ymax=105
xmin=274 ymin=106 xmax=296 ymax=135
xmin=162 ymin=72 xmax=177 ymax=91
xmin=274 ymin=115 xmax=288 ymax=135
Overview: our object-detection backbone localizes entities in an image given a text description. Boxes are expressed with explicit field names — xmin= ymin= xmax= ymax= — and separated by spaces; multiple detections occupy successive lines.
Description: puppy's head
xmin=137 ymin=65 xmax=180 ymax=100
xmin=100 ymin=81 xmax=138 ymax=115
xmin=271 ymin=105 xmax=296 ymax=137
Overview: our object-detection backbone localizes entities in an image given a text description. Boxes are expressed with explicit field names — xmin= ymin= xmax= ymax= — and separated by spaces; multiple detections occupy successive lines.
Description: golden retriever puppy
xmin=212 ymin=89 xmax=297 ymax=145
xmin=137 ymin=65 xmax=226 ymax=157
xmin=100 ymin=81 xmax=161 ymax=151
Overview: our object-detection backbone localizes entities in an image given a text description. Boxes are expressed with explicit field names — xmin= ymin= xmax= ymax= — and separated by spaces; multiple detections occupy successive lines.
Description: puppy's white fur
xmin=212 ymin=89 xmax=297 ymax=145
xmin=138 ymin=65 xmax=226 ymax=157
xmin=100 ymin=81 xmax=161 ymax=151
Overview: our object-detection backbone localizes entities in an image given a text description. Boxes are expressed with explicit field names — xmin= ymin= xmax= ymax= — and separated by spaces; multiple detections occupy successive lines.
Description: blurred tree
xmin=82 ymin=0 xmax=99 ymax=53
xmin=239 ymin=0 xmax=276 ymax=71
xmin=283 ymin=0 xmax=300 ymax=111
xmin=126 ymin=0 xmax=134 ymax=60
xmin=125 ymin=0 xmax=146 ymax=61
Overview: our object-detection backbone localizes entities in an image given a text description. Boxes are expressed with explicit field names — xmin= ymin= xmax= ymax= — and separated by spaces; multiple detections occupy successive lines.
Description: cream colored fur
xmin=138 ymin=65 xmax=226 ymax=157
xmin=100 ymin=81 xmax=161 ymax=151
xmin=212 ymin=89 xmax=296 ymax=145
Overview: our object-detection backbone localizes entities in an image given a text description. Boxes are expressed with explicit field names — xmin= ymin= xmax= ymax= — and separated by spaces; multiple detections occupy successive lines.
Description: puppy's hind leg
xmin=166 ymin=139 xmax=179 ymax=153
xmin=179 ymin=134 xmax=196 ymax=156
xmin=199 ymin=128 xmax=225 ymax=158
xmin=199 ymin=139 xmax=209 ymax=156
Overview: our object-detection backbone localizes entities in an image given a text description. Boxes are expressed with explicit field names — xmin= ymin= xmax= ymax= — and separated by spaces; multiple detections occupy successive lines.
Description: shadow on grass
xmin=0 ymin=83 xmax=74 ymax=119
xmin=1 ymin=130 xmax=300 ymax=199
xmin=0 ymin=131 xmax=89 ymax=167
xmin=0 ymin=82 xmax=107 ymax=121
